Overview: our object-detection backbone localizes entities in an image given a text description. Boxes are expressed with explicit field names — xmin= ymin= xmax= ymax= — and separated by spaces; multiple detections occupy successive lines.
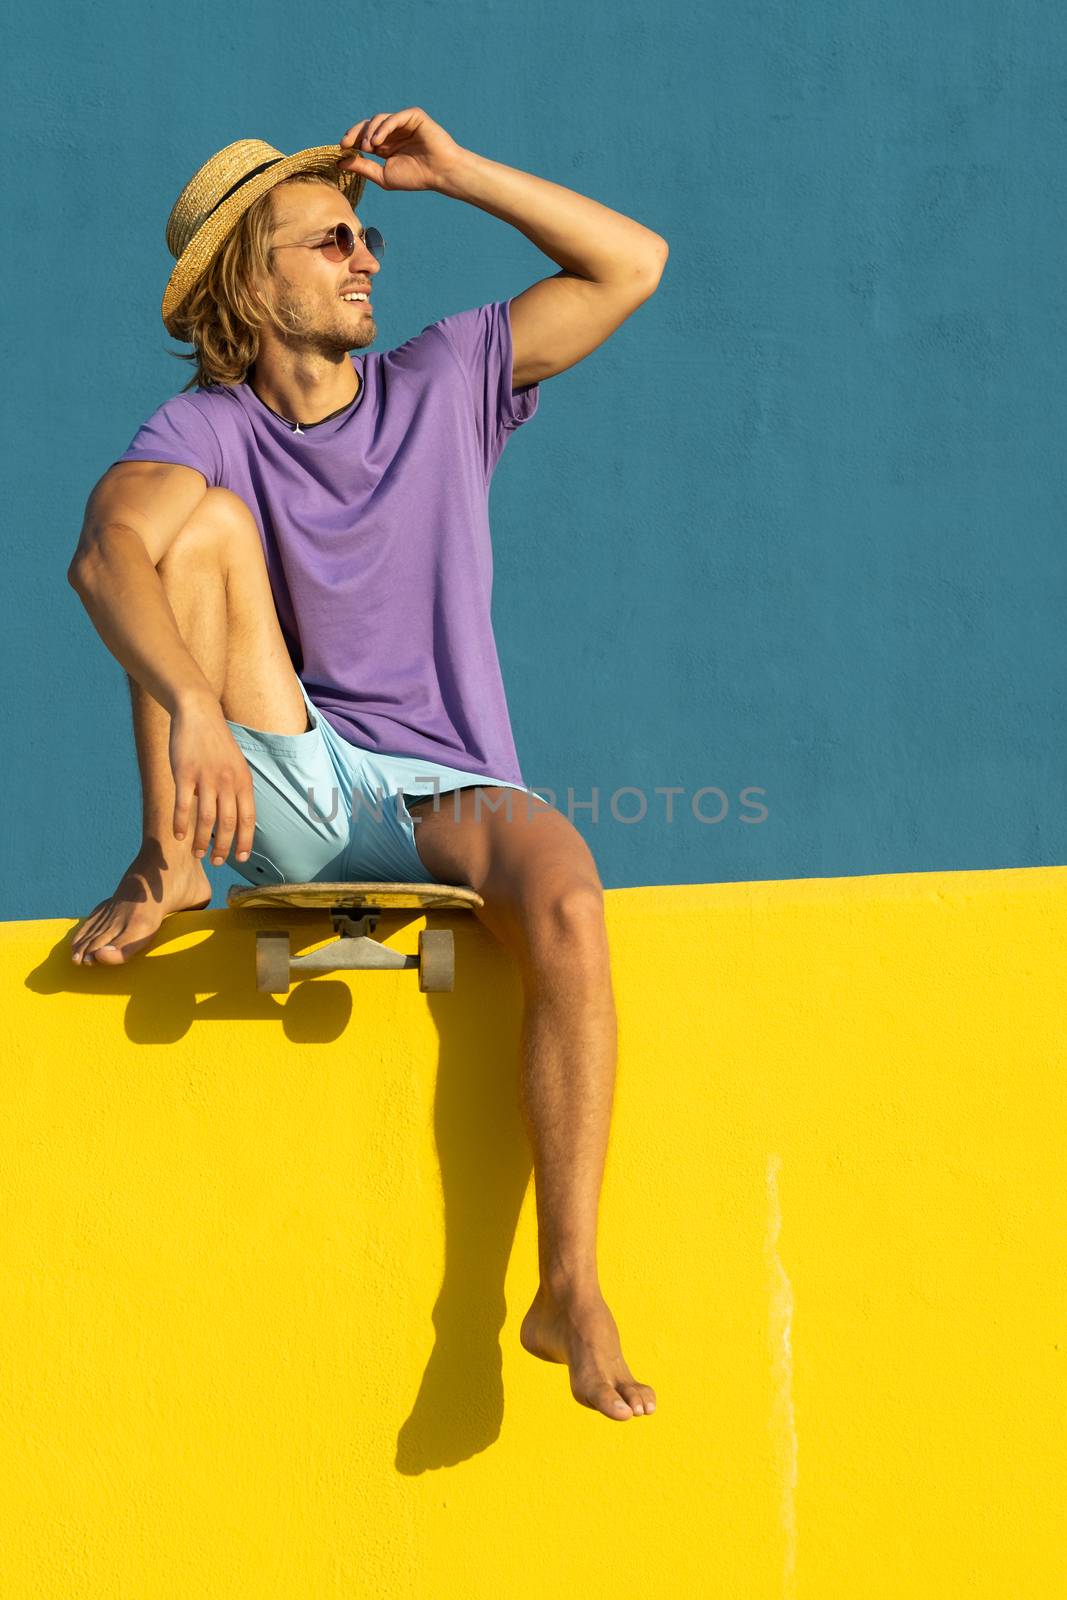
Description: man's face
xmin=263 ymin=180 xmax=381 ymax=353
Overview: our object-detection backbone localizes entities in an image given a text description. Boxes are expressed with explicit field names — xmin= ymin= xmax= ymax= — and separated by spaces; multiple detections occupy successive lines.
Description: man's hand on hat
xmin=338 ymin=107 xmax=467 ymax=193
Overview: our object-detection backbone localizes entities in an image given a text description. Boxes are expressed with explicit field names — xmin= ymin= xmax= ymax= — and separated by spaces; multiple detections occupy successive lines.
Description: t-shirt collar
xmin=244 ymin=358 xmax=364 ymax=433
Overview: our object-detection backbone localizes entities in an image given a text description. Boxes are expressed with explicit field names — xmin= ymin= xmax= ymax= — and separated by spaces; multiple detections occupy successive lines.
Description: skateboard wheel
xmin=418 ymin=928 xmax=454 ymax=992
xmin=256 ymin=930 xmax=291 ymax=994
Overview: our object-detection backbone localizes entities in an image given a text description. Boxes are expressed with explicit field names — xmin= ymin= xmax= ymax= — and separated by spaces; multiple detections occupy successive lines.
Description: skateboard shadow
xmin=29 ymin=909 xmax=538 ymax=1470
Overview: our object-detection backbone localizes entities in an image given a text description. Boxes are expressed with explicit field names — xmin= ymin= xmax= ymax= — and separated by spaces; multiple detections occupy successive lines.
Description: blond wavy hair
xmin=166 ymin=169 xmax=368 ymax=392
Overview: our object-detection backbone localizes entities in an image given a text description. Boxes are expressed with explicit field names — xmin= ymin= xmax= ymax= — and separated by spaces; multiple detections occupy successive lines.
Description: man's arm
xmin=434 ymin=148 xmax=669 ymax=390
xmin=67 ymin=462 xmax=220 ymax=717
xmin=68 ymin=460 xmax=259 ymax=858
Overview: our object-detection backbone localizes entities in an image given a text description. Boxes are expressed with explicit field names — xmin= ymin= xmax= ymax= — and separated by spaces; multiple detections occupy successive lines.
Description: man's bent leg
xmin=407 ymin=787 xmax=658 ymax=1422
xmin=71 ymin=489 xmax=308 ymax=966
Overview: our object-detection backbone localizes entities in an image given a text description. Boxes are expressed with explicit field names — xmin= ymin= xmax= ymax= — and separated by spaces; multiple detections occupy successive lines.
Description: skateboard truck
xmin=227 ymin=880 xmax=484 ymax=995
xmin=255 ymin=908 xmax=452 ymax=993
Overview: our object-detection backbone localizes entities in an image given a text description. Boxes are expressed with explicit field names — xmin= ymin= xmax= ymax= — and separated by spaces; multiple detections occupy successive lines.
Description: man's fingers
xmin=208 ymin=773 xmax=257 ymax=865
xmin=171 ymin=739 xmax=257 ymax=863
xmin=173 ymin=776 xmax=195 ymax=842
xmin=234 ymin=786 xmax=257 ymax=862
xmin=211 ymin=797 xmax=238 ymax=865
xmin=192 ymin=787 xmax=217 ymax=857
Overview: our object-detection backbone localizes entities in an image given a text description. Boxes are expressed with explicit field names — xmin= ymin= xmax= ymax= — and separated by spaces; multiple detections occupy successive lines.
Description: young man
xmin=68 ymin=109 xmax=667 ymax=1421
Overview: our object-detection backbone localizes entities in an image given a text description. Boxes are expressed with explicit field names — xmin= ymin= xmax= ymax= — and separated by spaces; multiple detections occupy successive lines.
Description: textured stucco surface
xmin=3 ymin=871 xmax=1066 ymax=1595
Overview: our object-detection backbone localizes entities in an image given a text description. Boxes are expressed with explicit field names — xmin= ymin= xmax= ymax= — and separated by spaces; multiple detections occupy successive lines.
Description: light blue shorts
xmin=222 ymin=678 xmax=540 ymax=888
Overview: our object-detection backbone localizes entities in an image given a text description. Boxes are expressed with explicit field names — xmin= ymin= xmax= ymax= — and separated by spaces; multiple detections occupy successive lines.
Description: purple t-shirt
xmin=113 ymin=297 xmax=539 ymax=786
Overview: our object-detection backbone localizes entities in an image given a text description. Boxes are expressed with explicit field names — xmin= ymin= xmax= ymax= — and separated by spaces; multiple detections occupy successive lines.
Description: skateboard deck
xmin=227 ymin=880 xmax=483 ymax=913
xmin=227 ymin=880 xmax=483 ymax=994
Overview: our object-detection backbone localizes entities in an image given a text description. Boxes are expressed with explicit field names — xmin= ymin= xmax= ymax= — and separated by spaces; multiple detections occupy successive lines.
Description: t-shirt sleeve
xmin=109 ymin=393 xmax=224 ymax=487
xmin=430 ymin=297 xmax=540 ymax=479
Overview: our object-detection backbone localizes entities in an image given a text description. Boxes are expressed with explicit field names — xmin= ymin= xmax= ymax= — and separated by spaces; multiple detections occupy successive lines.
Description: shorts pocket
xmin=224 ymin=687 xmax=320 ymax=754
xmin=226 ymin=721 xmax=320 ymax=759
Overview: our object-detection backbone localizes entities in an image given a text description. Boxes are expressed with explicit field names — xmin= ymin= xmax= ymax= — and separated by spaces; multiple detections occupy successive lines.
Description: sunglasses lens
xmin=321 ymin=224 xmax=385 ymax=261
xmin=332 ymin=223 xmax=355 ymax=260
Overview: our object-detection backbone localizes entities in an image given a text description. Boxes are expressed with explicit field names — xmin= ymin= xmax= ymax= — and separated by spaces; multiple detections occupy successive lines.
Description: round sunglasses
xmin=274 ymin=222 xmax=386 ymax=264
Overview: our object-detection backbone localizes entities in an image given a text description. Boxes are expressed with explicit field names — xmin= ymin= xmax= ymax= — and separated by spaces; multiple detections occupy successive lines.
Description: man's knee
xmin=517 ymin=879 xmax=608 ymax=966
xmin=160 ymin=488 xmax=261 ymax=570
xmin=546 ymin=880 xmax=606 ymax=933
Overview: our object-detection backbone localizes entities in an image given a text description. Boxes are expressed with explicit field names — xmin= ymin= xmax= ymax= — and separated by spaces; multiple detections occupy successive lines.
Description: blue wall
xmin=4 ymin=1 xmax=1064 ymax=920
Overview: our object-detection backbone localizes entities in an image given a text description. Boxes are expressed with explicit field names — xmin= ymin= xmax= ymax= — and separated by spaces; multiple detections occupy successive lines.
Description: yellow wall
xmin=3 ymin=868 xmax=1066 ymax=1597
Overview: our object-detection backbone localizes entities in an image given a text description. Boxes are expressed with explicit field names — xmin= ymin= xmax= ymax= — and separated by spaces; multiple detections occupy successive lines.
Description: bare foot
xmin=70 ymin=839 xmax=212 ymax=967
xmin=520 ymin=1285 xmax=657 ymax=1421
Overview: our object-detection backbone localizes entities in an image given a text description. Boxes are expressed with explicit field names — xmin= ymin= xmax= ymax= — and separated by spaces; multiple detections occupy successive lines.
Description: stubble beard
xmin=271 ymin=286 xmax=376 ymax=356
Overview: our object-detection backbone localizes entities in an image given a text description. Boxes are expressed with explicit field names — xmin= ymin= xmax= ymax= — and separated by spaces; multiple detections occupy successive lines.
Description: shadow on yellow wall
xmin=26 ymin=905 xmax=536 ymax=1476
xmin=5 ymin=869 xmax=1067 ymax=1597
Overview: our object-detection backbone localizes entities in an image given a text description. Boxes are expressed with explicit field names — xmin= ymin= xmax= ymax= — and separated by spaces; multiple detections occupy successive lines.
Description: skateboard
xmin=226 ymin=880 xmax=484 ymax=995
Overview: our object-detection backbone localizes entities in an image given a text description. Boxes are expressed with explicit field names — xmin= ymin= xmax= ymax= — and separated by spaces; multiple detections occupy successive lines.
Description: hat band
xmin=205 ymin=156 xmax=286 ymax=221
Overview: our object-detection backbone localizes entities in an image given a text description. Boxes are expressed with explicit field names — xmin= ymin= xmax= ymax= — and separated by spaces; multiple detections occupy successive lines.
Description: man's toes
xmin=91 ymin=930 xmax=155 ymax=964
xmin=589 ymin=1384 xmax=633 ymax=1419
xmin=88 ymin=943 xmax=126 ymax=964
xmin=619 ymin=1383 xmax=656 ymax=1416
xmin=73 ymin=927 xmax=117 ymax=964
xmin=71 ymin=915 xmax=107 ymax=960
xmin=76 ymin=933 xmax=133 ymax=966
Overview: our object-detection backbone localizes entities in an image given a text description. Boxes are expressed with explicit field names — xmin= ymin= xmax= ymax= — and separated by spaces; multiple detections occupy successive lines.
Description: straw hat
xmin=161 ymin=138 xmax=366 ymax=336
